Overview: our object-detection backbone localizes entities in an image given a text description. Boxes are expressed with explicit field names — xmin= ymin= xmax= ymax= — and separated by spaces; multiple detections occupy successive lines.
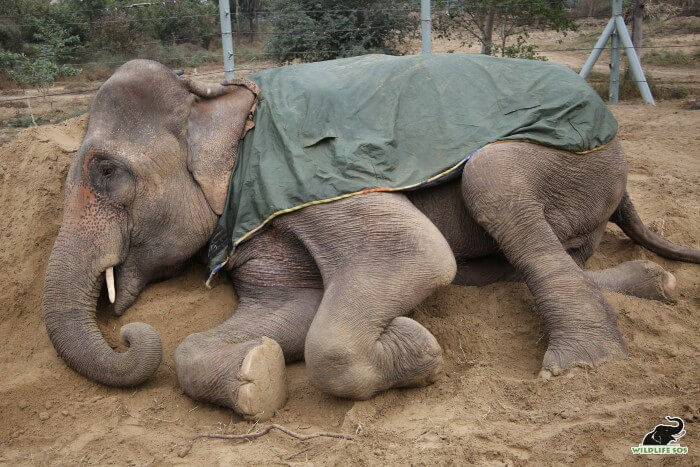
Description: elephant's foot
xmin=234 ymin=337 xmax=287 ymax=420
xmin=622 ymin=260 xmax=677 ymax=302
xmin=382 ymin=317 xmax=444 ymax=389
xmin=305 ymin=316 xmax=443 ymax=400
xmin=586 ymin=260 xmax=678 ymax=303
xmin=175 ymin=336 xmax=287 ymax=420
xmin=538 ymin=335 xmax=626 ymax=379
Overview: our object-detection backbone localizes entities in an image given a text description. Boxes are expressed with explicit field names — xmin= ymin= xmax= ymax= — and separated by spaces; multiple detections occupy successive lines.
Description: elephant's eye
xmin=90 ymin=157 xmax=131 ymax=195
xmin=96 ymin=159 xmax=119 ymax=180
xmin=90 ymin=157 xmax=135 ymax=205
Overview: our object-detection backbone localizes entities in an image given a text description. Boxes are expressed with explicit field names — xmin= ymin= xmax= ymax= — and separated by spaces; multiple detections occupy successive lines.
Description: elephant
xmin=642 ymin=417 xmax=686 ymax=445
xmin=43 ymin=58 xmax=700 ymax=420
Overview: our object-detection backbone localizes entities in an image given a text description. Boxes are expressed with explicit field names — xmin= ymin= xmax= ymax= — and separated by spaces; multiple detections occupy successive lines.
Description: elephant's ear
xmin=183 ymin=77 xmax=260 ymax=215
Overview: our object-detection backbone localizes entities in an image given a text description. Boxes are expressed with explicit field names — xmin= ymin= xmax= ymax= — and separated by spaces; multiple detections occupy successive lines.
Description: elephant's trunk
xmin=43 ymin=231 xmax=162 ymax=387
xmin=666 ymin=417 xmax=684 ymax=435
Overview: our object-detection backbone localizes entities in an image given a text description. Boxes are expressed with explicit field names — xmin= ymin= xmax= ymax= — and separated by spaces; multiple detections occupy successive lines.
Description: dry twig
xmin=194 ymin=424 xmax=355 ymax=443
xmin=285 ymin=446 xmax=313 ymax=460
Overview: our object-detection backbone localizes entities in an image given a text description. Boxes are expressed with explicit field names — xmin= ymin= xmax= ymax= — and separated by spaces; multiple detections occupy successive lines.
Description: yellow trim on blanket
xmin=488 ymin=139 xmax=610 ymax=155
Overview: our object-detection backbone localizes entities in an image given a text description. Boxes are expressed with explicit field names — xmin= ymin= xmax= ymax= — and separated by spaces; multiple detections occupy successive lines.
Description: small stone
xmin=44 ymin=401 xmax=53 ymax=409
xmin=39 ymin=411 xmax=50 ymax=421
xmin=18 ymin=400 xmax=29 ymax=409
xmin=61 ymin=410 xmax=69 ymax=417
xmin=177 ymin=444 xmax=192 ymax=458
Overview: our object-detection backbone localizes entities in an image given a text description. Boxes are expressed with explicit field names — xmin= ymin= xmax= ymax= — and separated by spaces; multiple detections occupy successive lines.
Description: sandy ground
xmin=0 ymin=92 xmax=698 ymax=464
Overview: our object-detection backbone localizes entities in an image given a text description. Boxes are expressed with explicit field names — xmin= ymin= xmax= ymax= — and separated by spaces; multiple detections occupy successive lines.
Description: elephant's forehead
xmin=88 ymin=68 xmax=190 ymax=140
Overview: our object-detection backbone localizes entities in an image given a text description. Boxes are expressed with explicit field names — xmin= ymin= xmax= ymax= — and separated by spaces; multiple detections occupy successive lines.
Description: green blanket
xmin=207 ymin=53 xmax=617 ymax=281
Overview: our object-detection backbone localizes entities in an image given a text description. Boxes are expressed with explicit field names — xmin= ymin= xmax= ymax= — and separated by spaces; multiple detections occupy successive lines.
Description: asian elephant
xmin=44 ymin=59 xmax=700 ymax=420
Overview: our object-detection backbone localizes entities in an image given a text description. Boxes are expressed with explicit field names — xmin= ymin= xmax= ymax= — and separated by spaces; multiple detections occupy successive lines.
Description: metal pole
xmin=609 ymin=31 xmax=620 ymax=103
xmin=421 ymin=0 xmax=431 ymax=54
xmin=579 ymin=18 xmax=615 ymax=78
xmin=615 ymin=15 xmax=655 ymax=104
xmin=608 ymin=0 xmax=622 ymax=103
xmin=219 ymin=0 xmax=235 ymax=81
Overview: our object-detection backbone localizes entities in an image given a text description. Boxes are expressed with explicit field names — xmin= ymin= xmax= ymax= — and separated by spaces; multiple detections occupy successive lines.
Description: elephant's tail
xmin=610 ymin=192 xmax=700 ymax=263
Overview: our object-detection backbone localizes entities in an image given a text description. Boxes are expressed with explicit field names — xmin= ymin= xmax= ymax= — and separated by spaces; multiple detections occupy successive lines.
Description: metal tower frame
xmin=579 ymin=0 xmax=655 ymax=104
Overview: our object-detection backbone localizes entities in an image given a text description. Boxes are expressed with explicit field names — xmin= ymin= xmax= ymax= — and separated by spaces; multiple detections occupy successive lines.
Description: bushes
xmin=264 ymin=0 xmax=418 ymax=62
xmin=643 ymin=50 xmax=698 ymax=66
xmin=0 ymin=0 xmax=221 ymax=87
xmin=0 ymin=18 xmax=80 ymax=91
xmin=591 ymin=68 xmax=692 ymax=101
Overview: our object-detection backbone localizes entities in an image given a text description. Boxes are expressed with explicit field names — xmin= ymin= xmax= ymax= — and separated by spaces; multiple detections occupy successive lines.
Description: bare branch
xmin=194 ymin=424 xmax=355 ymax=443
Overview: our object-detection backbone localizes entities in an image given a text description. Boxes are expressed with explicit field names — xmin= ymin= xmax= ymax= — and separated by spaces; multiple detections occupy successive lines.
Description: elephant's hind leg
xmin=175 ymin=286 xmax=322 ymax=419
xmin=563 ymin=226 xmax=677 ymax=302
xmin=586 ymin=261 xmax=677 ymax=303
xmin=461 ymin=143 xmax=627 ymax=376
xmin=457 ymin=243 xmax=677 ymax=302
xmin=281 ymin=193 xmax=456 ymax=400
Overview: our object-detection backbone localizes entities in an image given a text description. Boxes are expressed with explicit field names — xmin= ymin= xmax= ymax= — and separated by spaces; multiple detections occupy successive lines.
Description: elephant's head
xmin=43 ymin=59 xmax=258 ymax=386
xmin=658 ymin=417 xmax=685 ymax=442
xmin=644 ymin=416 xmax=686 ymax=445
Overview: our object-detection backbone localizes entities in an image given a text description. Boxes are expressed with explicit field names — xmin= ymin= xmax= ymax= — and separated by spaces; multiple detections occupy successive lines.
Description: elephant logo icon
xmin=642 ymin=416 xmax=686 ymax=445
xmin=631 ymin=416 xmax=688 ymax=455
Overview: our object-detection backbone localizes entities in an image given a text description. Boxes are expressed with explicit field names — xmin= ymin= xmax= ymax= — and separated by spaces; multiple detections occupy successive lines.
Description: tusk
xmin=106 ymin=267 xmax=116 ymax=304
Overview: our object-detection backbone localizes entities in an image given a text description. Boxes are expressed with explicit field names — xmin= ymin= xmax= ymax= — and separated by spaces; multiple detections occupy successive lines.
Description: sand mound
xmin=0 ymin=104 xmax=698 ymax=465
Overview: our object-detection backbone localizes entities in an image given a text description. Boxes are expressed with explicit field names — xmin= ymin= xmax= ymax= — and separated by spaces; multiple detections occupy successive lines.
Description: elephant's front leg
xmin=175 ymin=286 xmax=321 ymax=419
xmin=280 ymin=193 xmax=457 ymax=400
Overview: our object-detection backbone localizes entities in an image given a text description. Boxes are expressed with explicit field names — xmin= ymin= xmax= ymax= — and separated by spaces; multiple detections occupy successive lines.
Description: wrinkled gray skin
xmin=44 ymin=60 xmax=700 ymax=419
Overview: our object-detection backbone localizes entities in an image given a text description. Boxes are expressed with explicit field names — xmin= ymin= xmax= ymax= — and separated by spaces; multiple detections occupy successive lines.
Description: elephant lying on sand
xmin=44 ymin=58 xmax=700 ymax=420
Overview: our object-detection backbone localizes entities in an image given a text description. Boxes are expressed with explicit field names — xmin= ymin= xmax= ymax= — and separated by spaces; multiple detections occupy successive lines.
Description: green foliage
xmin=134 ymin=42 xmax=219 ymax=68
xmin=492 ymin=35 xmax=548 ymax=60
xmin=235 ymin=0 xmax=263 ymax=33
xmin=590 ymin=68 xmax=691 ymax=101
xmin=643 ymin=50 xmax=696 ymax=66
xmin=433 ymin=0 xmax=577 ymax=58
xmin=4 ymin=107 xmax=87 ymax=128
xmin=1 ymin=18 xmax=80 ymax=90
xmin=264 ymin=0 xmax=419 ymax=62
xmin=129 ymin=0 xmax=219 ymax=48
xmin=50 ymin=0 xmax=219 ymax=55
xmin=0 ymin=0 xmax=222 ymax=87
xmin=7 ymin=116 xmax=47 ymax=127
xmin=0 ymin=19 xmax=23 ymax=52
xmin=52 ymin=107 xmax=88 ymax=124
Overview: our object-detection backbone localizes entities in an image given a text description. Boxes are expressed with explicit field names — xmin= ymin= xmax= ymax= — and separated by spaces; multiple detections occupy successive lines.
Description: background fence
xmin=0 ymin=0 xmax=698 ymax=105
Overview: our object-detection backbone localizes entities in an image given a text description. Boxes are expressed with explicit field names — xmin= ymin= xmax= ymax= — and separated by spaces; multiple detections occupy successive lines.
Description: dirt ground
xmin=0 ymin=96 xmax=698 ymax=466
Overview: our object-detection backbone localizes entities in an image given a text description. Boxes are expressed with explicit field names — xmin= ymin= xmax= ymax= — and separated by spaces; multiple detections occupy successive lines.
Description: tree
xmin=631 ymin=0 xmax=645 ymax=57
xmin=235 ymin=0 xmax=262 ymax=37
xmin=0 ymin=17 xmax=80 ymax=125
xmin=2 ymin=18 xmax=80 ymax=92
xmin=264 ymin=0 xmax=418 ymax=63
xmin=434 ymin=0 xmax=578 ymax=60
